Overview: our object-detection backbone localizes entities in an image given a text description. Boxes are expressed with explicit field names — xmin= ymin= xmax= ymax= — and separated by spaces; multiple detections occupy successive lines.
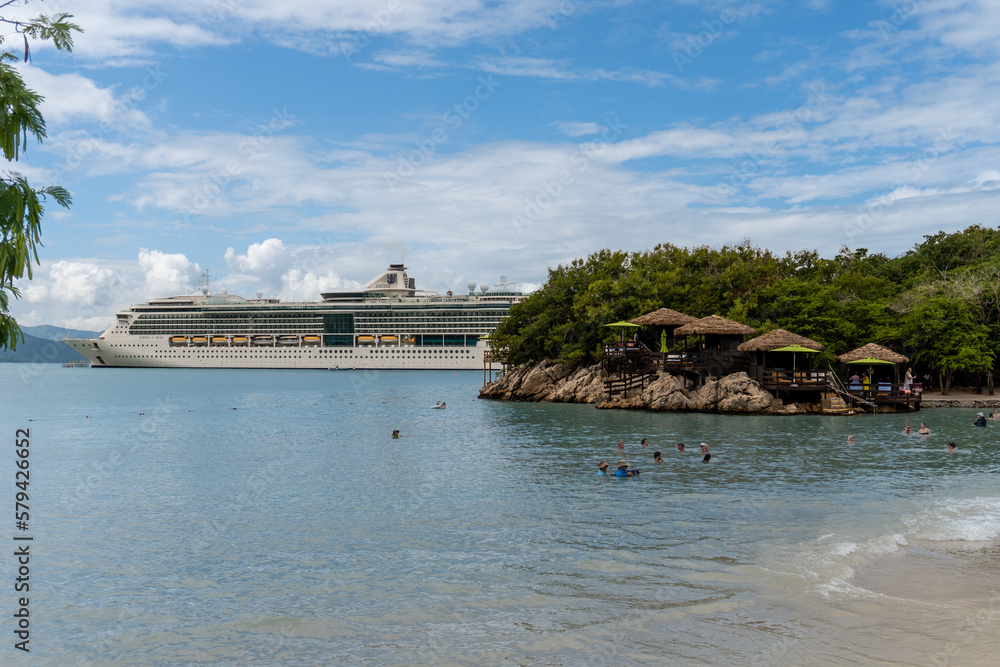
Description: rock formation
xmin=479 ymin=360 xmax=820 ymax=414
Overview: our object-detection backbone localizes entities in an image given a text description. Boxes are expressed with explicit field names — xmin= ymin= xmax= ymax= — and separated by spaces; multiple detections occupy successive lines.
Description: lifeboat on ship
xmin=278 ymin=335 xmax=300 ymax=345
xmin=191 ymin=336 xmax=208 ymax=345
xmin=211 ymin=336 xmax=229 ymax=345
xmin=302 ymin=335 xmax=321 ymax=345
xmin=379 ymin=335 xmax=398 ymax=344
xmin=170 ymin=336 xmax=189 ymax=346
xmin=357 ymin=335 xmax=376 ymax=345
xmin=232 ymin=336 xmax=249 ymax=345
xmin=401 ymin=337 xmax=416 ymax=345
xmin=252 ymin=335 xmax=274 ymax=346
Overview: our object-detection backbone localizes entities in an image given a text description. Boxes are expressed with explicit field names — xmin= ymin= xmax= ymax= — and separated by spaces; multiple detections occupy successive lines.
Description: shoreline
xmin=918 ymin=390 xmax=1000 ymax=409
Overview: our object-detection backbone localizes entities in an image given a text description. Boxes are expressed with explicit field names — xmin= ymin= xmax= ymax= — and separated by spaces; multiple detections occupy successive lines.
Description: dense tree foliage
xmin=0 ymin=4 xmax=80 ymax=350
xmin=493 ymin=226 xmax=1000 ymax=392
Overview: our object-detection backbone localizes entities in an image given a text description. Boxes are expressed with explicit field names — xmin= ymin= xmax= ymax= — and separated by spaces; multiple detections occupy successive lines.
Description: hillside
xmin=0 ymin=326 xmax=101 ymax=364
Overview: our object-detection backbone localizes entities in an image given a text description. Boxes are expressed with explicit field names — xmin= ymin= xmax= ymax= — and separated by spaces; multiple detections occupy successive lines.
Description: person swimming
xmin=677 ymin=443 xmax=685 ymax=453
xmin=641 ymin=438 xmax=649 ymax=448
xmin=917 ymin=423 xmax=931 ymax=435
xmin=615 ymin=459 xmax=638 ymax=477
xmin=947 ymin=442 xmax=957 ymax=452
xmin=617 ymin=440 xmax=625 ymax=450
xmin=597 ymin=461 xmax=610 ymax=475
xmin=392 ymin=429 xmax=400 ymax=438
xmin=847 ymin=435 xmax=855 ymax=443
xmin=973 ymin=413 xmax=987 ymax=427
xmin=653 ymin=451 xmax=663 ymax=463
xmin=700 ymin=443 xmax=711 ymax=463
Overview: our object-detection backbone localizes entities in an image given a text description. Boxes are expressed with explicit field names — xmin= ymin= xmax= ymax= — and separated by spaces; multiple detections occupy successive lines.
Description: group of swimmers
xmin=599 ymin=440 xmax=711 ymax=476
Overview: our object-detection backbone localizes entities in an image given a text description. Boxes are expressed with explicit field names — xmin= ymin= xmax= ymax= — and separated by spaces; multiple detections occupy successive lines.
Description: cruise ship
xmin=64 ymin=264 xmax=525 ymax=370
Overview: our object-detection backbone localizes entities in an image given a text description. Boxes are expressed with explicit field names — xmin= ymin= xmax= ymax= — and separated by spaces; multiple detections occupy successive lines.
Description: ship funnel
xmin=256 ymin=290 xmax=264 ymax=299
xmin=467 ymin=280 xmax=476 ymax=292
xmin=479 ymin=283 xmax=488 ymax=294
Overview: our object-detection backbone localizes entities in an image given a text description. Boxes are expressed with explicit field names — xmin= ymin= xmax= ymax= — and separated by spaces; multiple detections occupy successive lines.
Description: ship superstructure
xmin=64 ymin=264 xmax=524 ymax=370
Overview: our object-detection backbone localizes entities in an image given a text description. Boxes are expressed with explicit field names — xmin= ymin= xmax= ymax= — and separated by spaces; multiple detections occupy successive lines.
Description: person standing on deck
xmin=904 ymin=368 xmax=914 ymax=394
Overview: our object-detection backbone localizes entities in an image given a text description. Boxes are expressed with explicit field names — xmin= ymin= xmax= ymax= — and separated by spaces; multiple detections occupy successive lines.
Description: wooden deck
xmin=757 ymin=370 xmax=829 ymax=391
xmin=844 ymin=381 xmax=922 ymax=411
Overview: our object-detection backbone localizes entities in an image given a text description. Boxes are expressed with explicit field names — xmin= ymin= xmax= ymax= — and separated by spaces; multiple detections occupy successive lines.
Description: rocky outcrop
xmin=479 ymin=360 xmax=606 ymax=404
xmin=480 ymin=361 xmax=819 ymax=414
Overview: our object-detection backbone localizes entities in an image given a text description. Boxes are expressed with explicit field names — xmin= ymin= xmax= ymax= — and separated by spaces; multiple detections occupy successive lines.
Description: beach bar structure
xmin=737 ymin=329 xmax=827 ymax=395
xmin=672 ymin=315 xmax=754 ymax=379
xmin=838 ymin=343 xmax=920 ymax=412
xmin=627 ymin=308 xmax=701 ymax=374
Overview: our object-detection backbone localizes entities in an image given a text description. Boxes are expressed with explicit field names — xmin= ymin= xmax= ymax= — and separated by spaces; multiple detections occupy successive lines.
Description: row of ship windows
xmin=133 ymin=313 xmax=508 ymax=322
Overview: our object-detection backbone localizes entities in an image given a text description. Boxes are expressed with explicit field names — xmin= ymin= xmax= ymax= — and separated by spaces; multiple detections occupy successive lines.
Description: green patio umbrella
xmin=604 ymin=321 xmax=640 ymax=342
xmin=846 ymin=357 xmax=895 ymax=365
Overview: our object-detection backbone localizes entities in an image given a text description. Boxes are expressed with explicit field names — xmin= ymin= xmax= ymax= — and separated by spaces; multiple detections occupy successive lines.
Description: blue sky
xmin=7 ymin=0 xmax=1000 ymax=330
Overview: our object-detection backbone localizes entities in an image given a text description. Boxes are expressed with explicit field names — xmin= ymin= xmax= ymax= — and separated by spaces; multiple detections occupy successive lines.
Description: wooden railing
xmin=759 ymin=370 xmax=828 ymax=390
xmin=843 ymin=381 xmax=922 ymax=401
xmin=603 ymin=370 xmax=657 ymax=397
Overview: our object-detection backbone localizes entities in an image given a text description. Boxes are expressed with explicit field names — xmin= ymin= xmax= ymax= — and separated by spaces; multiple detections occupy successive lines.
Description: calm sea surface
xmin=2 ymin=364 xmax=1000 ymax=665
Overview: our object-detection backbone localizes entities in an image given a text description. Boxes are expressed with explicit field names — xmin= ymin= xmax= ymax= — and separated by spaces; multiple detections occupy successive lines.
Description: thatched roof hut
xmin=630 ymin=308 xmax=698 ymax=327
xmin=738 ymin=328 xmax=823 ymax=353
xmin=837 ymin=343 xmax=909 ymax=364
xmin=674 ymin=315 xmax=755 ymax=337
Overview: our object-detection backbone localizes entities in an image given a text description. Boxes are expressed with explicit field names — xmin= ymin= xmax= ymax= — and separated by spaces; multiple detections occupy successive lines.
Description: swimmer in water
xmin=597 ymin=461 xmax=610 ymax=475
xmin=615 ymin=460 xmax=638 ymax=477
xmin=641 ymin=438 xmax=650 ymax=448
xmin=392 ymin=429 xmax=400 ymax=439
xmin=917 ymin=423 xmax=931 ymax=435
xmin=847 ymin=435 xmax=855 ymax=443
xmin=653 ymin=451 xmax=663 ymax=463
xmin=902 ymin=425 xmax=912 ymax=434
xmin=700 ymin=443 xmax=711 ymax=463
xmin=617 ymin=440 xmax=625 ymax=450
xmin=947 ymin=442 xmax=957 ymax=452
xmin=677 ymin=443 xmax=685 ymax=453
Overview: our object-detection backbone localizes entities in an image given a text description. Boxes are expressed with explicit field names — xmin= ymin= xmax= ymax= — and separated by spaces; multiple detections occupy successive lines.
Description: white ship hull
xmin=62 ymin=264 xmax=523 ymax=371
xmin=64 ymin=336 xmax=487 ymax=370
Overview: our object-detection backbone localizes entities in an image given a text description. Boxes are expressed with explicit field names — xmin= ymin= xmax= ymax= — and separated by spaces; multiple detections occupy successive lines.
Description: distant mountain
xmin=0 ymin=330 xmax=88 ymax=364
xmin=22 ymin=324 xmax=103 ymax=341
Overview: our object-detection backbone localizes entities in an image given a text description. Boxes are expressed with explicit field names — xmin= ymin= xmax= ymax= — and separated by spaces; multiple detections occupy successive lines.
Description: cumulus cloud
xmin=138 ymin=249 xmax=200 ymax=295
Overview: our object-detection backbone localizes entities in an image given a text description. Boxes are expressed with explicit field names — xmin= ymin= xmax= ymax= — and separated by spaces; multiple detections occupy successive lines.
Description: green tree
xmin=0 ymin=5 xmax=80 ymax=350
xmin=898 ymin=295 xmax=994 ymax=395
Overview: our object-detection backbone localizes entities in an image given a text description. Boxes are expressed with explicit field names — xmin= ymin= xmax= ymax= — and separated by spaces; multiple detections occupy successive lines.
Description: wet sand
xmin=853 ymin=542 xmax=1000 ymax=609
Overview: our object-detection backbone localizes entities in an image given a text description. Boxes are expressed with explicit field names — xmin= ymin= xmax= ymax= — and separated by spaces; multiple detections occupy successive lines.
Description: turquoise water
xmin=2 ymin=365 xmax=999 ymax=665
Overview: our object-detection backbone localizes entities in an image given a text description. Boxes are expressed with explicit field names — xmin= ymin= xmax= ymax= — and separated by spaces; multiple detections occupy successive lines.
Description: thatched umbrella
xmin=837 ymin=343 xmax=908 ymax=364
xmin=738 ymin=329 xmax=823 ymax=374
xmin=630 ymin=308 xmax=697 ymax=327
xmin=838 ymin=343 xmax=908 ymax=387
xmin=738 ymin=328 xmax=823 ymax=352
xmin=674 ymin=315 xmax=755 ymax=337
xmin=631 ymin=308 xmax=698 ymax=352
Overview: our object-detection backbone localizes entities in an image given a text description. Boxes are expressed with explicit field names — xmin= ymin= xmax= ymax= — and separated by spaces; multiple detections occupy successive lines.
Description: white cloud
xmin=16 ymin=66 xmax=150 ymax=128
xmin=138 ymin=248 xmax=200 ymax=295
xmin=553 ymin=121 xmax=602 ymax=136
